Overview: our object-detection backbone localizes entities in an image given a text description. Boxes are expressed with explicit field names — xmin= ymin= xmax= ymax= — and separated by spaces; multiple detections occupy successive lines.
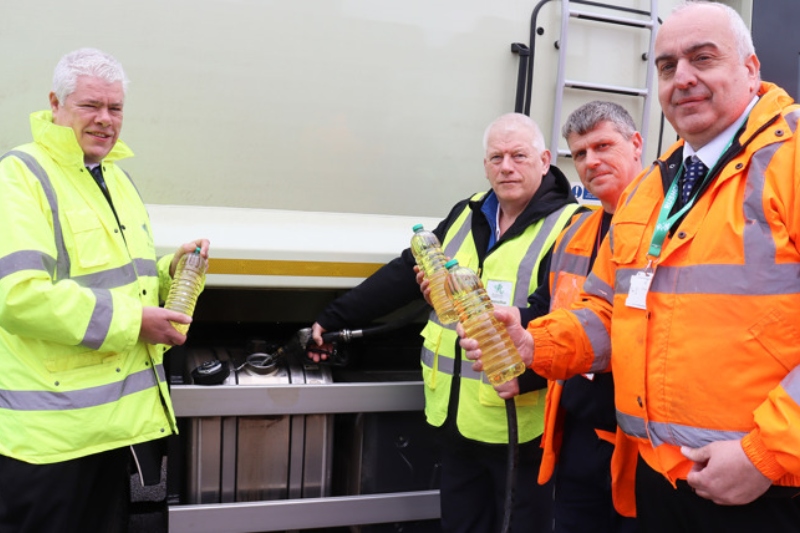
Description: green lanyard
xmin=647 ymin=136 xmax=737 ymax=259
xmin=646 ymin=162 xmax=694 ymax=257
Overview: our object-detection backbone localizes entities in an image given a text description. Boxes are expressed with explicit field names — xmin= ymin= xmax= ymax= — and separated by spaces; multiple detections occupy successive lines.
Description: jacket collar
xmin=29 ymin=110 xmax=134 ymax=167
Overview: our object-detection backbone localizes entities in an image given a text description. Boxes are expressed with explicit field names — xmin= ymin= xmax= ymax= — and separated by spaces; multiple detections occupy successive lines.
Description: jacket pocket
xmin=749 ymin=309 xmax=800 ymax=372
xmin=477 ymin=377 xmax=543 ymax=407
xmin=65 ymin=209 xmax=110 ymax=268
xmin=43 ymin=350 xmax=122 ymax=381
xmin=611 ymin=218 xmax=651 ymax=267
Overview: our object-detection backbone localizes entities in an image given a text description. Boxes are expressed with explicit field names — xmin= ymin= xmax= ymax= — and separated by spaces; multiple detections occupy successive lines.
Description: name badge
xmin=486 ymin=280 xmax=513 ymax=306
xmin=626 ymin=271 xmax=653 ymax=310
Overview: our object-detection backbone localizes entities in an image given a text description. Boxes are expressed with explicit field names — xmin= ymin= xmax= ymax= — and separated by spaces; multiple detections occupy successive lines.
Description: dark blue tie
xmin=87 ymin=165 xmax=107 ymax=193
xmin=681 ymin=157 xmax=707 ymax=204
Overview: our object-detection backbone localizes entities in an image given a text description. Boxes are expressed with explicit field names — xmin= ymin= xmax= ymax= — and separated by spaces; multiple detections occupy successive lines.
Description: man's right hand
xmin=140 ymin=306 xmax=190 ymax=346
xmin=307 ymin=322 xmax=334 ymax=363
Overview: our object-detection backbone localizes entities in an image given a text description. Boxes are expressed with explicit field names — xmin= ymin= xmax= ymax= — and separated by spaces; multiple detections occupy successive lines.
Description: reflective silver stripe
xmin=785 ymin=109 xmax=800 ymax=134
xmin=549 ymin=250 xmax=592 ymax=300
xmin=420 ymin=345 xmax=479 ymax=379
xmin=154 ymin=362 xmax=167 ymax=383
xmin=617 ymin=410 xmax=747 ymax=448
xmin=583 ymin=271 xmax=614 ymax=304
xmin=742 ymin=142 xmax=780 ymax=263
xmin=72 ymin=262 xmax=140 ymax=289
xmin=616 ymin=410 xmax=647 ymax=438
xmin=513 ymin=207 xmax=573 ymax=306
xmin=621 ymin=162 xmax=658 ymax=210
xmin=550 ymin=211 xmax=593 ymax=287
xmin=614 ymin=268 xmax=636 ymax=296
xmin=120 ymin=168 xmax=143 ymax=200
xmin=443 ymin=212 xmax=473 ymax=259
xmin=608 ymin=225 xmax=614 ymax=256
xmin=0 ymin=367 xmax=159 ymax=411
xmin=781 ymin=366 xmax=800 ymax=404
xmin=134 ymin=258 xmax=158 ymax=278
xmin=1 ymin=151 xmax=71 ymax=280
xmin=82 ymin=289 xmax=113 ymax=349
xmin=0 ymin=250 xmax=56 ymax=280
xmin=616 ymin=261 xmax=800 ymax=297
xmin=420 ymin=314 xmax=484 ymax=380
xmin=570 ymin=307 xmax=610 ymax=372
xmin=648 ymin=263 xmax=800 ymax=295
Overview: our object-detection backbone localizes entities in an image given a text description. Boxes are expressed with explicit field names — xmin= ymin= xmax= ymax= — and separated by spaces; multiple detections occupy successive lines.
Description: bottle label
xmin=486 ymin=279 xmax=512 ymax=306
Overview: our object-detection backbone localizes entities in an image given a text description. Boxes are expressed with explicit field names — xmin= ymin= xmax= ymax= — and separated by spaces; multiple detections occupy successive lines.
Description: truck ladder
xmin=513 ymin=0 xmax=662 ymax=159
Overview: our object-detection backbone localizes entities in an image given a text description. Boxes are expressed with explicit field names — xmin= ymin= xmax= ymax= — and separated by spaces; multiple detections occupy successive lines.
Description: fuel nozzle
xmin=295 ymin=327 xmax=351 ymax=366
xmin=262 ymin=328 xmax=350 ymax=366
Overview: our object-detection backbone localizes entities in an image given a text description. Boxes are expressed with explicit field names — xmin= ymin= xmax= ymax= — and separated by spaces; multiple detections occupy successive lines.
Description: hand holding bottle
xmin=410 ymin=225 xmax=458 ymax=324
xmin=170 ymin=239 xmax=210 ymax=277
xmin=458 ymin=305 xmax=534 ymax=370
xmin=446 ymin=260 xmax=525 ymax=385
xmin=139 ymin=306 xmax=190 ymax=346
xmin=165 ymin=238 xmax=211 ymax=335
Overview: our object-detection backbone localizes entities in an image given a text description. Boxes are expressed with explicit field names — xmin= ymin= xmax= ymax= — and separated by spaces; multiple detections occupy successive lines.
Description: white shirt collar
xmin=683 ymin=95 xmax=759 ymax=169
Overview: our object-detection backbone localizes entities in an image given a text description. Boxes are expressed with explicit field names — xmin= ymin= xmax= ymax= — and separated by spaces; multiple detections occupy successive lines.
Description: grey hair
xmin=672 ymin=1 xmax=755 ymax=61
xmin=52 ymin=48 xmax=129 ymax=103
xmin=562 ymin=101 xmax=637 ymax=141
xmin=483 ymin=113 xmax=546 ymax=154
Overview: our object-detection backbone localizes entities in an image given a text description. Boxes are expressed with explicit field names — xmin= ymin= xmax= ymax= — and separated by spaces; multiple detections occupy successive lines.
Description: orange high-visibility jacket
xmin=530 ymin=82 xmax=800 ymax=488
xmin=538 ymin=208 xmax=637 ymax=517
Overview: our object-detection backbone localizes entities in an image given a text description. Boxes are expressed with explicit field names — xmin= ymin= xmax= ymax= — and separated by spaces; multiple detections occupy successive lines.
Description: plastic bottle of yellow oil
xmin=445 ymin=259 xmax=524 ymax=385
xmin=164 ymin=247 xmax=207 ymax=334
xmin=410 ymin=224 xmax=458 ymax=324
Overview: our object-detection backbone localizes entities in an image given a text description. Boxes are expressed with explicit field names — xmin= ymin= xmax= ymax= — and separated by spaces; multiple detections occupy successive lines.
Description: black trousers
xmin=636 ymin=455 xmax=800 ymax=533
xmin=553 ymin=419 xmax=638 ymax=533
xmin=0 ymin=447 xmax=130 ymax=533
xmin=439 ymin=434 xmax=553 ymax=533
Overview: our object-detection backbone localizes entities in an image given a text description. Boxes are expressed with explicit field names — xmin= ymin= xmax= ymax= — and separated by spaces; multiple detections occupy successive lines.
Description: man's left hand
xmin=681 ymin=440 xmax=772 ymax=505
xmin=170 ymin=238 xmax=211 ymax=277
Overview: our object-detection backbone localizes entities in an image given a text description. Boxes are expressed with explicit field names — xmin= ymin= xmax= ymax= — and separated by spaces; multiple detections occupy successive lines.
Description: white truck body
xmin=2 ymin=0 xmax=753 ymax=287
xmin=0 ymin=1 xmax=754 ymax=531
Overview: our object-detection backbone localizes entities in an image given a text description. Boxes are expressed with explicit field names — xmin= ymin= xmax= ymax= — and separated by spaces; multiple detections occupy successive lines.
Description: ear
xmin=540 ymin=149 xmax=552 ymax=175
xmin=631 ymin=131 xmax=644 ymax=162
xmin=49 ymin=92 xmax=60 ymax=114
xmin=744 ymin=53 xmax=761 ymax=92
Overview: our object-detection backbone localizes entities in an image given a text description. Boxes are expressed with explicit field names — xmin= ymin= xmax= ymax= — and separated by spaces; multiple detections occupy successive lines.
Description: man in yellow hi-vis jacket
xmin=0 ymin=48 xmax=209 ymax=533
xmin=308 ymin=113 xmax=580 ymax=532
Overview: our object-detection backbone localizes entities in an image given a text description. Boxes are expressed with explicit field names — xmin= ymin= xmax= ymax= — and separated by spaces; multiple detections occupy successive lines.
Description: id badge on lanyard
xmin=625 ymin=160 xmax=692 ymax=311
xmin=626 ymin=267 xmax=654 ymax=310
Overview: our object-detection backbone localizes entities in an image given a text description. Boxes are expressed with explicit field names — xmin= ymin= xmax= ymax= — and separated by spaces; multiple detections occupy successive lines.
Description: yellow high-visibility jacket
xmin=0 ymin=110 xmax=177 ymax=464
xmin=421 ymin=192 xmax=578 ymax=444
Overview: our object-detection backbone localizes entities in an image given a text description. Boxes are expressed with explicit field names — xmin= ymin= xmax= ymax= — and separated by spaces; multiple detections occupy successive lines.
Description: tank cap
xmin=244 ymin=352 xmax=278 ymax=375
xmin=445 ymin=259 xmax=459 ymax=269
xmin=412 ymin=224 xmax=424 ymax=232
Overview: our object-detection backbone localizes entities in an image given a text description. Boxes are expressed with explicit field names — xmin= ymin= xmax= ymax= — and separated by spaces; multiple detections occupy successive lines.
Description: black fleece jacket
xmin=316 ymin=166 xmax=578 ymax=393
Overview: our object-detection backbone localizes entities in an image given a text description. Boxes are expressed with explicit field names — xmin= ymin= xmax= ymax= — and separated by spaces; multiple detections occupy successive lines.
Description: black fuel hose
xmin=501 ymin=398 xmax=518 ymax=533
xmin=322 ymin=301 xmax=429 ymax=343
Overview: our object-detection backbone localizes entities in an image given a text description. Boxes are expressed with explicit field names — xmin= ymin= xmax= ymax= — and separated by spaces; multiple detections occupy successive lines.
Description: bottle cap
xmin=412 ymin=224 xmax=424 ymax=232
xmin=194 ymin=246 xmax=202 ymax=254
xmin=445 ymin=259 xmax=458 ymax=269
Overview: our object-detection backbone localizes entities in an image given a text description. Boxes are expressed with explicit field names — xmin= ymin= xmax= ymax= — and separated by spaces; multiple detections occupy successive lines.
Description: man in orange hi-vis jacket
xmin=540 ymin=101 xmax=642 ymax=533
xmin=462 ymin=2 xmax=800 ymax=531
